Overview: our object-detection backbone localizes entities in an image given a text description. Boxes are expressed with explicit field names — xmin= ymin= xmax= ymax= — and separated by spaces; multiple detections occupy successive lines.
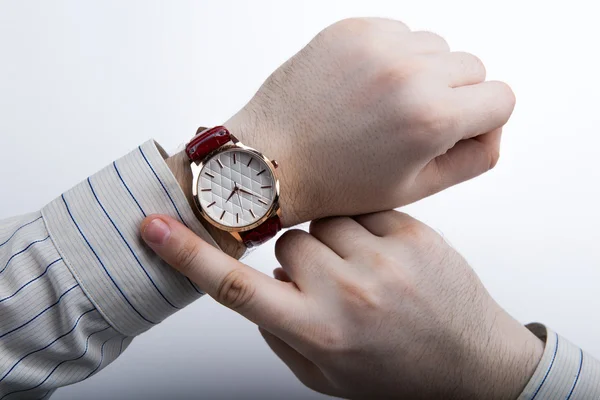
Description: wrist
xmin=166 ymin=108 xmax=309 ymax=252
xmin=223 ymin=110 xmax=306 ymax=228
xmin=165 ymin=151 xmax=246 ymax=259
xmin=468 ymin=309 xmax=545 ymax=399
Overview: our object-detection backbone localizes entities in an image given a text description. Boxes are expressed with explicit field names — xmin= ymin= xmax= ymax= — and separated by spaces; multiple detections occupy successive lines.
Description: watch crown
xmin=271 ymin=160 xmax=279 ymax=168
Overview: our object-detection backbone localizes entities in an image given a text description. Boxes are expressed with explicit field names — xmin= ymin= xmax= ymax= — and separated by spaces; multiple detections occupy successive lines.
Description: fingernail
xmin=142 ymin=218 xmax=171 ymax=245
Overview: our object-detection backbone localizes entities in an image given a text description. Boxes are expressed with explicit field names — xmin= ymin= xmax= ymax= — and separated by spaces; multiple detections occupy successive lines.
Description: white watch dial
xmin=197 ymin=149 xmax=276 ymax=228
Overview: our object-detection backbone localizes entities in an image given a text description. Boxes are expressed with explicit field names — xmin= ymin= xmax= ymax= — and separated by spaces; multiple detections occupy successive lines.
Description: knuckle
xmin=410 ymin=100 xmax=455 ymax=138
xmin=216 ymin=268 xmax=256 ymax=311
xmin=329 ymin=17 xmax=409 ymax=35
xmin=275 ymin=229 xmax=306 ymax=260
xmin=174 ymin=241 xmax=201 ymax=275
xmin=370 ymin=251 xmax=399 ymax=272
xmin=469 ymin=53 xmax=487 ymax=80
xmin=308 ymin=217 xmax=329 ymax=235
xmin=412 ymin=100 xmax=440 ymax=123
xmin=386 ymin=210 xmax=412 ymax=223
xmin=309 ymin=216 xmax=350 ymax=237
xmin=347 ymin=284 xmax=383 ymax=313
xmin=487 ymin=146 xmax=501 ymax=170
xmin=391 ymin=215 xmax=433 ymax=242
xmin=497 ymin=81 xmax=517 ymax=109
xmin=457 ymin=51 xmax=487 ymax=81
xmin=327 ymin=17 xmax=373 ymax=36
xmin=376 ymin=57 xmax=428 ymax=89
xmin=416 ymin=31 xmax=450 ymax=51
xmin=334 ymin=274 xmax=384 ymax=313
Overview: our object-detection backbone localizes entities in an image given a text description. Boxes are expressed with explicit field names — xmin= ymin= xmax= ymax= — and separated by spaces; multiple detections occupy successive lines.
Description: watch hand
xmin=238 ymin=188 xmax=255 ymax=196
xmin=226 ymin=187 xmax=237 ymax=203
xmin=239 ymin=187 xmax=265 ymax=198
xmin=235 ymin=183 xmax=243 ymax=207
xmin=238 ymin=186 xmax=269 ymax=206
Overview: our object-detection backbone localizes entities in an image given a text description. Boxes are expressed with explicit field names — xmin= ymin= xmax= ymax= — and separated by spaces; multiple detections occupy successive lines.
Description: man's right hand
xmin=141 ymin=211 xmax=543 ymax=399
xmin=218 ymin=17 xmax=515 ymax=227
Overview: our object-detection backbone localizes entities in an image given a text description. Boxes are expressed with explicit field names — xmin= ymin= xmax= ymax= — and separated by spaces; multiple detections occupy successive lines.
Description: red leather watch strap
xmin=239 ymin=216 xmax=282 ymax=248
xmin=185 ymin=126 xmax=231 ymax=161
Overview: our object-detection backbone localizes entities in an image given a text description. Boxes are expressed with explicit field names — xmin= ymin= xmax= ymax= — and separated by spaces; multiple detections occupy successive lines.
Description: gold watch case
xmin=190 ymin=135 xmax=281 ymax=236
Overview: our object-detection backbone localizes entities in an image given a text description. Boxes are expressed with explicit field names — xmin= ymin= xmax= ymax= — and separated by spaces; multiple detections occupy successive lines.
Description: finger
xmin=418 ymin=128 xmax=503 ymax=196
xmin=141 ymin=215 xmax=307 ymax=337
xmin=259 ymin=328 xmax=335 ymax=396
xmin=273 ymin=268 xmax=292 ymax=283
xmin=407 ymin=31 xmax=450 ymax=54
xmin=347 ymin=17 xmax=411 ymax=34
xmin=452 ymin=81 xmax=516 ymax=140
xmin=273 ymin=267 xmax=300 ymax=291
xmin=353 ymin=210 xmax=420 ymax=238
xmin=275 ymin=229 xmax=340 ymax=291
xmin=331 ymin=18 xmax=409 ymax=38
xmin=309 ymin=217 xmax=379 ymax=259
xmin=431 ymin=51 xmax=486 ymax=87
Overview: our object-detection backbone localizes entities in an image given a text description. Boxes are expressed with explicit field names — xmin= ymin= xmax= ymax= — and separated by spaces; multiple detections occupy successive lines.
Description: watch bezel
xmin=190 ymin=141 xmax=280 ymax=233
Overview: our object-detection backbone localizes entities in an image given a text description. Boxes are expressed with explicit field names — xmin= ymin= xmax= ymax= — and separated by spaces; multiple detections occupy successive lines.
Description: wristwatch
xmin=185 ymin=126 xmax=282 ymax=248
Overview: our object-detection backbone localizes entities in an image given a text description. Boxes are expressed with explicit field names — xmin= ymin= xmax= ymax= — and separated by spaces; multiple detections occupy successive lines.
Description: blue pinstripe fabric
xmin=1 ymin=326 xmax=114 ymax=399
xmin=138 ymin=145 xmax=203 ymax=295
xmin=1 ymin=140 xmax=219 ymax=397
xmin=0 ymin=309 xmax=96 ymax=383
xmin=565 ymin=349 xmax=584 ymax=400
xmin=82 ymin=336 xmax=113 ymax=381
xmin=517 ymin=324 xmax=600 ymax=399
xmin=0 ymin=259 xmax=62 ymax=303
xmin=138 ymin=146 xmax=187 ymax=225
xmin=0 ymin=211 xmax=131 ymax=398
xmin=113 ymin=161 xmax=146 ymax=217
xmin=61 ymin=194 xmax=157 ymax=325
xmin=0 ymin=284 xmax=79 ymax=339
xmin=0 ymin=236 xmax=50 ymax=275
xmin=0 ymin=217 xmax=42 ymax=248
xmin=87 ymin=177 xmax=180 ymax=310
xmin=529 ymin=331 xmax=559 ymax=400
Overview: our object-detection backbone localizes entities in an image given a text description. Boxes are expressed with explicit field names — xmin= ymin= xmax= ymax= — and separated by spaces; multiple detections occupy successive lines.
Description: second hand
xmin=235 ymin=183 xmax=243 ymax=207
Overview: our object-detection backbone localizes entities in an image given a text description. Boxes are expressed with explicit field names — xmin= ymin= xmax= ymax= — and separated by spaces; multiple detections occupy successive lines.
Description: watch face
xmin=197 ymin=148 xmax=276 ymax=229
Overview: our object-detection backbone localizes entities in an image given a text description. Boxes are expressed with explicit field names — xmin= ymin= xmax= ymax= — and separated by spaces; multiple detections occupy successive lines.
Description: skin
xmin=139 ymin=211 xmax=544 ymax=399
xmin=153 ymin=17 xmax=535 ymax=399
xmin=165 ymin=17 xmax=515 ymax=257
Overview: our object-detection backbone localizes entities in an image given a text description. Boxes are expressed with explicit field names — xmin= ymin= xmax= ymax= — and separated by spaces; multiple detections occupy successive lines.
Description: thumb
xmin=140 ymin=214 xmax=306 ymax=337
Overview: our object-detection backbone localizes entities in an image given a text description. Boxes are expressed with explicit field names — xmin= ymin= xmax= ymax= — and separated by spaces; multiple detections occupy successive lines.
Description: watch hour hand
xmin=226 ymin=187 xmax=237 ymax=203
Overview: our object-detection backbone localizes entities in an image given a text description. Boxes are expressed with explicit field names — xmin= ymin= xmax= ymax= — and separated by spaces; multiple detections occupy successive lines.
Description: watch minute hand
xmin=239 ymin=188 xmax=260 ymax=197
xmin=239 ymin=187 xmax=270 ymax=206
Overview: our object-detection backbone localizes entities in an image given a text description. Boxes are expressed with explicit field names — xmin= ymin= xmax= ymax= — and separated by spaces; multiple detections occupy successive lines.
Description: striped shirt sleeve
xmin=518 ymin=323 xmax=600 ymax=399
xmin=0 ymin=140 xmax=217 ymax=399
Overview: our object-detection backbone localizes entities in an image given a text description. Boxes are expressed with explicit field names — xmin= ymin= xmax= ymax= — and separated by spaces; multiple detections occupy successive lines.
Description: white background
xmin=1 ymin=1 xmax=599 ymax=399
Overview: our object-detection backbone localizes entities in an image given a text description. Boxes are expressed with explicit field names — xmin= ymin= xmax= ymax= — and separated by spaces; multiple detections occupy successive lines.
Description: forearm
xmin=0 ymin=140 xmax=214 ymax=397
xmin=0 ymin=212 xmax=131 ymax=398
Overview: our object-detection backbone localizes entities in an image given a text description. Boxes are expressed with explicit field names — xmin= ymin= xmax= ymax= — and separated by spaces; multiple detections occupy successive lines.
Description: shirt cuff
xmin=517 ymin=323 xmax=600 ymax=399
xmin=42 ymin=140 xmax=218 ymax=336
